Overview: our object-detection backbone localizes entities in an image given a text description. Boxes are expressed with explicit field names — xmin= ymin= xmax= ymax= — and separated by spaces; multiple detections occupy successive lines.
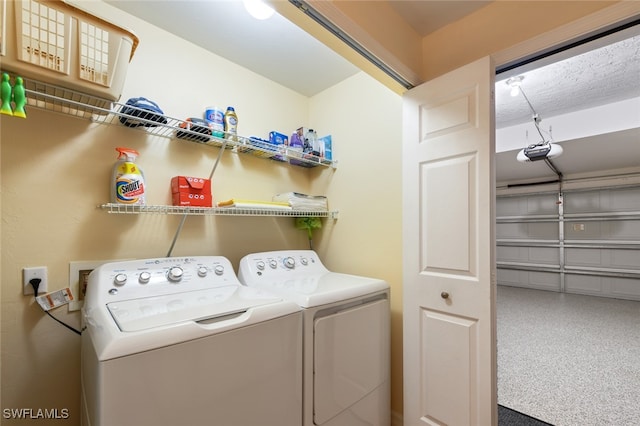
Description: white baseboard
xmin=391 ymin=410 xmax=403 ymax=426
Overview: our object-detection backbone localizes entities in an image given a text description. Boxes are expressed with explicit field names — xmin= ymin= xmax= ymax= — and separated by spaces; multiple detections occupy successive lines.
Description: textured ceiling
xmin=494 ymin=26 xmax=640 ymax=184
xmin=495 ymin=32 xmax=640 ymax=128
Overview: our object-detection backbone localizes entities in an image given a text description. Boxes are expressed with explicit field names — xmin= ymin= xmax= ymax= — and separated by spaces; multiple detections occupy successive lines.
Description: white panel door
xmin=402 ymin=56 xmax=497 ymax=426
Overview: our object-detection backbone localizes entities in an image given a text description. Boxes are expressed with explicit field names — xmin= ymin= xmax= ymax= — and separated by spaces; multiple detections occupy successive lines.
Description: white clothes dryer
xmin=238 ymin=250 xmax=390 ymax=426
xmin=81 ymin=256 xmax=302 ymax=426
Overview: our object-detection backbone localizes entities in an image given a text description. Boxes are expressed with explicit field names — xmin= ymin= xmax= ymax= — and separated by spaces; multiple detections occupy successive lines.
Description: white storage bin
xmin=0 ymin=0 xmax=138 ymax=105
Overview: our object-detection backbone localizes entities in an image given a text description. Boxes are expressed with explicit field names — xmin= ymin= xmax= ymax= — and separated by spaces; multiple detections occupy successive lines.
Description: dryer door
xmin=314 ymin=298 xmax=390 ymax=425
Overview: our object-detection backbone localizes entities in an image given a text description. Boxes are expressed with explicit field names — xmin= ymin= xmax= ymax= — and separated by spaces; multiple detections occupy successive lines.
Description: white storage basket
xmin=0 ymin=0 xmax=138 ymax=105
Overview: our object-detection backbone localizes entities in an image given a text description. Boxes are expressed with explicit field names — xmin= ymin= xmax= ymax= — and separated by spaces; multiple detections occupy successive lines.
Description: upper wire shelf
xmin=16 ymin=76 xmax=336 ymax=169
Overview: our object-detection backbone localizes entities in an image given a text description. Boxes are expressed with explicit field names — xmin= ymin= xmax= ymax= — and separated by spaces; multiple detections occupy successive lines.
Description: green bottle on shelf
xmin=1 ymin=73 xmax=13 ymax=116
xmin=12 ymin=77 xmax=27 ymax=118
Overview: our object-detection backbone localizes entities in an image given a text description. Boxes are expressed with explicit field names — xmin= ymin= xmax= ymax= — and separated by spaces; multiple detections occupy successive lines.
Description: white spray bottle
xmin=111 ymin=147 xmax=146 ymax=205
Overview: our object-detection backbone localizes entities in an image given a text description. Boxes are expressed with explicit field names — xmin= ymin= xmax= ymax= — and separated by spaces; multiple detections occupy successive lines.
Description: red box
xmin=171 ymin=176 xmax=212 ymax=207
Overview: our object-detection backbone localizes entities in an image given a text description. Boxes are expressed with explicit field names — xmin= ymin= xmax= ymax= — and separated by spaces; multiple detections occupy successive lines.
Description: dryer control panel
xmin=238 ymin=250 xmax=329 ymax=282
xmin=87 ymin=256 xmax=238 ymax=303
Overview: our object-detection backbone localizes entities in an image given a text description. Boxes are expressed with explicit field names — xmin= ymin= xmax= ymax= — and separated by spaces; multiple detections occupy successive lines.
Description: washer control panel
xmin=87 ymin=256 xmax=237 ymax=302
xmin=238 ymin=250 xmax=329 ymax=283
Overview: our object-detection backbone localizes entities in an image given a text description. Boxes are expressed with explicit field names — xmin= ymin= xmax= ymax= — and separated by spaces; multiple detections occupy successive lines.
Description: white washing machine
xmin=81 ymin=256 xmax=302 ymax=426
xmin=238 ymin=250 xmax=390 ymax=426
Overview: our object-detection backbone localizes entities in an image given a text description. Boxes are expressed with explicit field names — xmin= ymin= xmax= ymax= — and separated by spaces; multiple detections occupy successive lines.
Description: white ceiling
xmin=106 ymin=0 xmax=640 ymax=184
xmin=105 ymin=0 xmax=361 ymax=97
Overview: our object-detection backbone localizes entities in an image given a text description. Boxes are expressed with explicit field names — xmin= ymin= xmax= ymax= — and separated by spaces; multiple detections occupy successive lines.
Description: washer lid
xmin=249 ymin=272 xmax=389 ymax=308
xmin=107 ymin=285 xmax=281 ymax=332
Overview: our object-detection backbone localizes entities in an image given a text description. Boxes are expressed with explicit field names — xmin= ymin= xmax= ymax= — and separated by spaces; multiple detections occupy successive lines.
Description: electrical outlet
xmin=23 ymin=266 xmax=48 ymax=295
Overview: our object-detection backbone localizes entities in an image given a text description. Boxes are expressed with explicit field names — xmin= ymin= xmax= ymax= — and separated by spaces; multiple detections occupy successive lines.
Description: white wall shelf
xmin=6 ymin=73 xmax=339 ymax=221
xmin=14 ymin=75 xmax=336 ymax=169
xmin=100 ymin=203 xmax=339 ymax=219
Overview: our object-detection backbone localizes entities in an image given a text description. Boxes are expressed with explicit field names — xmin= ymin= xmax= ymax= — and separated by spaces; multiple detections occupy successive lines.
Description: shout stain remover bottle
xmin=112 ymin=147 xmax=146 ymax=205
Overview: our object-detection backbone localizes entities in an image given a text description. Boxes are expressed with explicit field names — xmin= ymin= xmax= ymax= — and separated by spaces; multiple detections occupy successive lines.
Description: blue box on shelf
xmin=269 ymin=131 xmax=288 ymax=162
xmin=318 ymin=135 xmax=332 ymax=163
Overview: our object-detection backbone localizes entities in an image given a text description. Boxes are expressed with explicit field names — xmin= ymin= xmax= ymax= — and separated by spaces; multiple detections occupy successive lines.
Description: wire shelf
xmin=5 ymin=72 xmax=340 ymax=222
xmin=7 ymin=73 xmax=337 ymax=168
xmin=22 ymin=78 xmax=114 ymax=118
xmin=98 ymin=104 xmax=335 ymax=168
xmin=100 ymin=203 xmax=339 ymax=219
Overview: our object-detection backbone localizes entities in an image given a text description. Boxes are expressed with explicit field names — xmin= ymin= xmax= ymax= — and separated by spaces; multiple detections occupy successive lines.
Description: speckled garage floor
xmin=497 ymin=285 xmax=640 ymax=426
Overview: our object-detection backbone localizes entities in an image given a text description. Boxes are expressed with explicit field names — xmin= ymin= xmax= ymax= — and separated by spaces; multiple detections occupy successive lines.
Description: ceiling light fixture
xmin=243 ymin=0 xmax=274 ymax=20
xmin=508 ymin=76 xmax=564 ymax=167
xmin=516 ymin=141 xmax=563 ymax=162
xmin=506 ymin=75 xmax=524 ymax=97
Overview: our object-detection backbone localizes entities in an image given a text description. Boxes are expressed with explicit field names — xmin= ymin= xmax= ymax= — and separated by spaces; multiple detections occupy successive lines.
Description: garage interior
xmin=494 ymin=22 xmax=640 ymax=425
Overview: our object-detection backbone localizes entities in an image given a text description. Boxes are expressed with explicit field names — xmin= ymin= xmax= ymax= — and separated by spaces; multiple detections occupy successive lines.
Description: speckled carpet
xmin=497 ymin=286 xmax=640 ymax=426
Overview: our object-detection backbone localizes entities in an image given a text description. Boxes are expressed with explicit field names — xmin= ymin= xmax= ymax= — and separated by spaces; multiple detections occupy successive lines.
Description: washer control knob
xmin=269 ymin=260 xmax=278 ymax=269
xmin=114 ymin=273 xmax=127 ymax=286
xmin=214 ymin=265 xmax=225 ymax=276
xmin=197 ymin=267 xmax=208 ymax=277
xmin=256 ymin=261 xmax=265 ymax=271
xmin=138 ymin=272 xmax=151 ymax=284
xmin=300 ymin=257 xmax=308 ymax=265
xmin=284 ymin=257 xmax=295 ymax=269
xmin=167 ymin=266 xmax=184 ymax=282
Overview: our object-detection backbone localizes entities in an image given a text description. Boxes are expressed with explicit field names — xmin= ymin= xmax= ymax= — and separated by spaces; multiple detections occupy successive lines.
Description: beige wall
xmin=308 ymin=73 xmax=403 ymax=413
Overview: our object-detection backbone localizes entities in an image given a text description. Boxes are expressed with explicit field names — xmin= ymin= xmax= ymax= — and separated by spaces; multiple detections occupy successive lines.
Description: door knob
xmin=441 ymin=291 xmax=449 ymax=299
